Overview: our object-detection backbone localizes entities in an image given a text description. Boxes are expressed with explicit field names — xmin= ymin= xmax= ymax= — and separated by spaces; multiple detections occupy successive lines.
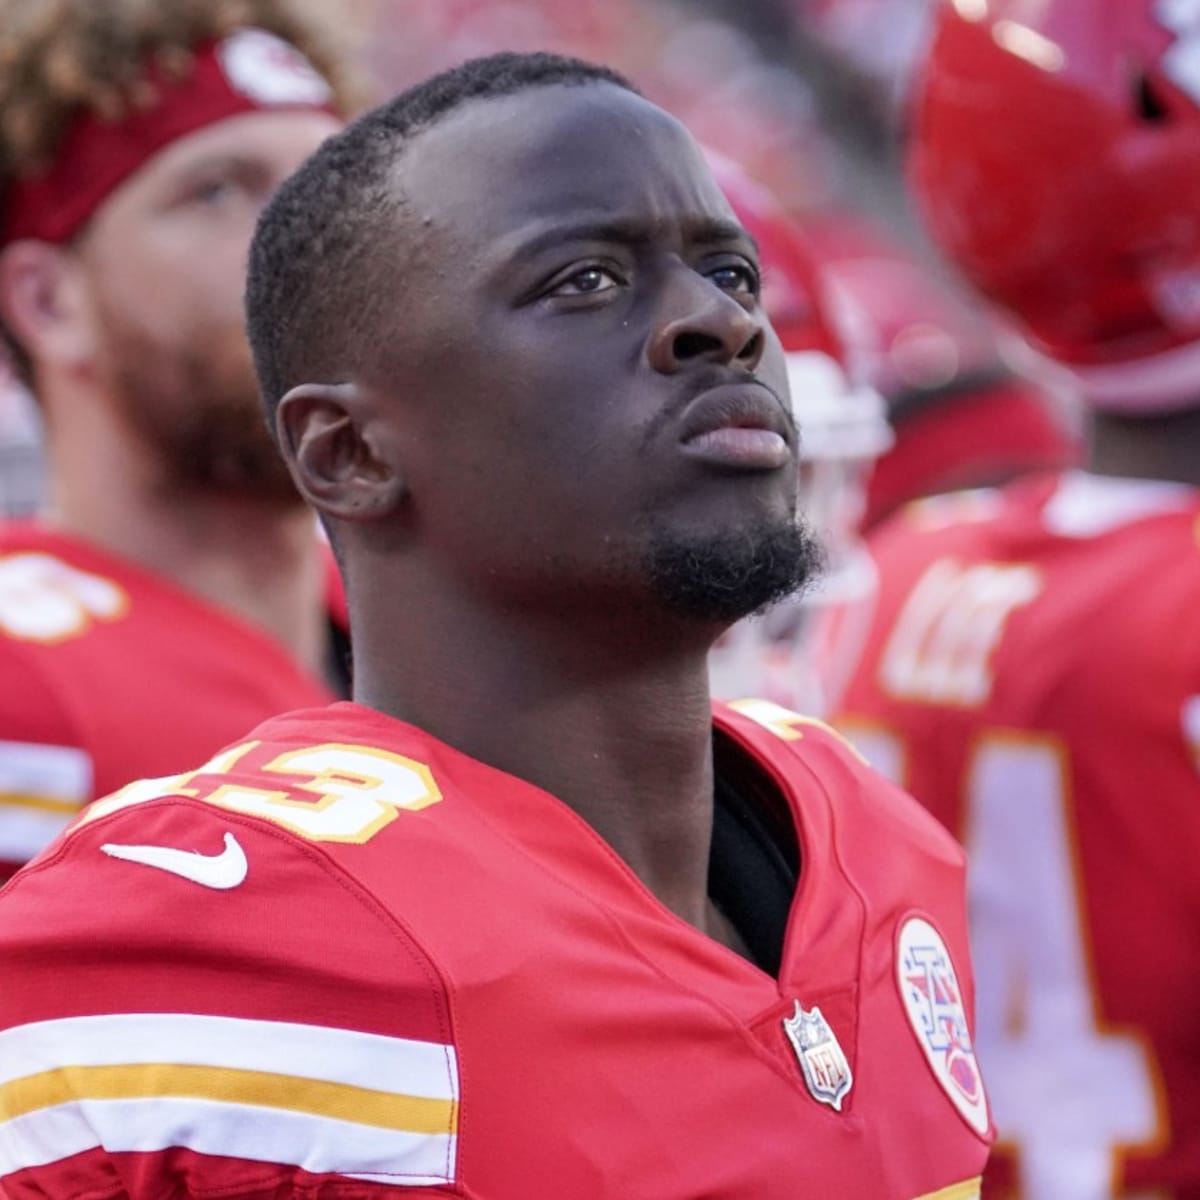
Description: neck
xmin=352 ymin=569 xmax=721 ymax=931
xmin=41 ymin=389 xmax=326 ymax=674
xmin=1087 ymin=406 xmax=1200 ymax=486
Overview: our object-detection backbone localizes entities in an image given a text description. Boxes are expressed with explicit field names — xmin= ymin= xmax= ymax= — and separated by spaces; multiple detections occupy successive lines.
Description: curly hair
xmin=0 ymin=0 xmax=367 ymax=384
xmin=0 ymin=0 xmax=363 ymax=180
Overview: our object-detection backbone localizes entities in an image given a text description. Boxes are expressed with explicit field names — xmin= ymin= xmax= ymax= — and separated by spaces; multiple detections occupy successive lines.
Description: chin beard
xmin=645 ymin=516 xmax=825 ymax=625
xmin=141 ymin=398 xmax=302 ymax=506
xmin=101 ymin=322 xmax=301 ymax=507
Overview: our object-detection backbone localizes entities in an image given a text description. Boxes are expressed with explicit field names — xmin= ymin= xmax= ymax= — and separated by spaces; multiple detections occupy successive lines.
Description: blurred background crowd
xmin=0 ymin=0 xmax=1081 ymax=527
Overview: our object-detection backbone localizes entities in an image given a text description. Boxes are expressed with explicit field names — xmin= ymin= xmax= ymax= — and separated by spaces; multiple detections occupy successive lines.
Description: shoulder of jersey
xmin=0 ymin=731 xmax=463 ymax=1195
xmin=715 ymin=698 xmax=965 ymax=869
xmin=15 ymin=705 xmax=535 ymax=912
xmin=879 ymin=475 xmax=1084 ymax=545
xmin=0 ymin=710 xmax=466 ymax=1040
xmin=891 ymin=485 xmax=1016 ymax=534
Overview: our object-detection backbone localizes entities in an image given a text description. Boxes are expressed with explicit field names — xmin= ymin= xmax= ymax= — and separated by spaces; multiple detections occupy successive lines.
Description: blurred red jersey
xmin=830 ymin=470 xmax=1200 ymax=1199
xmin=0 ymin=524 xmax=333 ymax=875
xmin=0 ymin=700 xmax=991 ymax=1199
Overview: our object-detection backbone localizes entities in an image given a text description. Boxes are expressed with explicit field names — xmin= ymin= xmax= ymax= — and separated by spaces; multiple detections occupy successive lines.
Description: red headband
xmin=2 ymin=27 xmax=337 ymax=246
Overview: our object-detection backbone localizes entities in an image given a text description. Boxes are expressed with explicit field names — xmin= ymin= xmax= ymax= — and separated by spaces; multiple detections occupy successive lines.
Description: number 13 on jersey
xmin=76 ymin=740 xmax=443 ymax=843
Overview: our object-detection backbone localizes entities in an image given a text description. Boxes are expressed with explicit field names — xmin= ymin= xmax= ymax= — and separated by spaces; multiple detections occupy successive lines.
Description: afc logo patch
xmin=897 ymin=916 xmax=990 ymax=1137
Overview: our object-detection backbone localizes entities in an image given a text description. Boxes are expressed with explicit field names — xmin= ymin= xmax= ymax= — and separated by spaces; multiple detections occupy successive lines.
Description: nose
xmin=646 ymin=266 xmax=766 ymax=375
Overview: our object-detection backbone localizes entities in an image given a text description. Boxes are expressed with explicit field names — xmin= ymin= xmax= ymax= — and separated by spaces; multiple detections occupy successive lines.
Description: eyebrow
xmin=166 ymin=152 xmax=272 ymax=185
xmin=510 ymin=214 xmax=761 ymax=260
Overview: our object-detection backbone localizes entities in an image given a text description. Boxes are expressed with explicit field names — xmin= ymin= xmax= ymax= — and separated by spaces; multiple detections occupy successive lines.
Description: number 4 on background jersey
xmin=966 ymin=735 xmax=1163 ymax=1195
xmin=1184 ymin=696 xmax=1200 ymax=773
xmin=1159 ymin=0 xmax=1200 ymax=103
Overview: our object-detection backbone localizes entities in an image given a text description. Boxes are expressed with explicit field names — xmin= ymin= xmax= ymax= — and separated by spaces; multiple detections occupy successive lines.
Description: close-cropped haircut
xmin=0 ymin=0 xmax=366 ymax=384
xmin=245 ymin=51 xmax=637 ymax=425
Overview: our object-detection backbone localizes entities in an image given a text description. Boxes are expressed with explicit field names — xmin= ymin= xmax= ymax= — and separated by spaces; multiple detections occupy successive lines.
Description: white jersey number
xmin=1158 ymin=0 xmax=1200 ymax=104
xmin=0 ymin=553 xmax=126 ymax=642
xmin=966 ymin=735 xmax=1161 ymax=1197
xmin=79 ymin=741 xmax=442 ymax=843
xmin=842 ymin=726 xmax=1163 ymax=1197
xmin=878 ymin=559 xmax=1041 ymax=707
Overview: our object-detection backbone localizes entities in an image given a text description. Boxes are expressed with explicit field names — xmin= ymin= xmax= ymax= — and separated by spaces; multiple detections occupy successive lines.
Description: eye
xmin=708 ymin=261 xmax=761 ymax=296
xmin=187 ymin=178 xmax=241 ymax=208
xmin=550 ymin=265 xmax=623 ymax=297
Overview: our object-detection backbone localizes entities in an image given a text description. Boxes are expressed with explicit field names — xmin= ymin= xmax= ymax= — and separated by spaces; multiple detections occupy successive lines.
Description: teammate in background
xmin=829 ymin=1 xmax=1200 ymax=1195
xmin=0 ymin=0 xmax=360 ymax=876
xmin=0 ymin=53 xmax=992 ymax=1198
xmin=706 ymin=158 xmax=893 ymax=714
xmin=806 ymin=217 xmax=1081 ymax=534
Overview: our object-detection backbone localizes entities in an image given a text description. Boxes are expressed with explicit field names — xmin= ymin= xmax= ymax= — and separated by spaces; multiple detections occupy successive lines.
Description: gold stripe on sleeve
xmin=1 ymin=1063 xmax=458 ymax=1136
xmin=912 ymin=1179 xmax=982 ymax=1200
xmin=0 ymin=792 xmax=79 ymax=814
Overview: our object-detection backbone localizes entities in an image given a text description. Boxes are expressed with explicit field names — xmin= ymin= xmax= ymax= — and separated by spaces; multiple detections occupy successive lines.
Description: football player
xmin=0 ymin=0 xmax=360 ymax=876
xmin=0 ymin=53 xmax=992 ymax=1198
xmin=705 ymin=157 xmax=893 ymax=714
xmin=807 ymin=217 xmax=1081 ymax=534
xmin=829 ymin=1 xmax=1200 ymax=1195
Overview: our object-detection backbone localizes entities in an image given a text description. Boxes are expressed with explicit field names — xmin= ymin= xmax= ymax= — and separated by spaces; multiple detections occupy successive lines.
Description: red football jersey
xmin=0 ymin=700 xmax=991 ymax=1199
xmin=0 ymin=524 xmax=334 ymax=875
xmin=829 ymin=471 xmax=1200 ymax=1198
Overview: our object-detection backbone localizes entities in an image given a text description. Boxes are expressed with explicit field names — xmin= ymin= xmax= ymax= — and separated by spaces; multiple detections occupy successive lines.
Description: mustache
xmin=640 ymin=371 xmax=795 ymax=451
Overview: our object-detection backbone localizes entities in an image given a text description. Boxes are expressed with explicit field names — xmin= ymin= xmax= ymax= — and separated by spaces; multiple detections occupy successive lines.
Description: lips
xmin=677 ymin=382 xmax=794 ymax=471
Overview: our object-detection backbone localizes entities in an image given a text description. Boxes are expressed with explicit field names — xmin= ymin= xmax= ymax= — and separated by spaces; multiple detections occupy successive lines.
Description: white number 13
xmin=79 ymin=741 xmax=442 ymax=844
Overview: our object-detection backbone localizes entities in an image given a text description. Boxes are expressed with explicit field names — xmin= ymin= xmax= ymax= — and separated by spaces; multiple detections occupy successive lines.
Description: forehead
xmin=109 ymin=109 xmax=342 ymax=200
xmin=394 ymin=83 xmax=737 ymax=254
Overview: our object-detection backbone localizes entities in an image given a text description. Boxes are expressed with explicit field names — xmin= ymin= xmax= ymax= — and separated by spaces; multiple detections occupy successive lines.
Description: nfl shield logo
xmin=782 ymin=1000 xmax=853 ymax=1111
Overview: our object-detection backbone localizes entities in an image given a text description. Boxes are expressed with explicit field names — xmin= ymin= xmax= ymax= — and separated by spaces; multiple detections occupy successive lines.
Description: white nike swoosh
xmin=100 ymin=831 xmax=248 ymax=889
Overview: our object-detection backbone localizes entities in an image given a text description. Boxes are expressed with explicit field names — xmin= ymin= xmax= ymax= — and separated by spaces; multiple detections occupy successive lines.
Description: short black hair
xmin=245 ymin=50 xmax=636 ymax=425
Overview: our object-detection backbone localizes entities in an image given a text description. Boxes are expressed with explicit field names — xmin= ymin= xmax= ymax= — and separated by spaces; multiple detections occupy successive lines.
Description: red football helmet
xmin=706 ymin=153 xmax=892 ymax=711
xmin=804 ymin=211 xmax=1082 ymax=529
xmin=908 ymin=0 xmax=1200 ymax=412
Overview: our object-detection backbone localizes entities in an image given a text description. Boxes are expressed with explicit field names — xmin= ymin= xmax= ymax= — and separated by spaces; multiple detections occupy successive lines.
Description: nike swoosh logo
xmin=100 ymin=831 xmax=248 ymax=889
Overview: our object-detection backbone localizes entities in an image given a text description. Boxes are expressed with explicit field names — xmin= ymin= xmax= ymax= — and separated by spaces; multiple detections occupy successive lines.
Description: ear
xmin=275 ymin=381 xmax=408 ymax=522
xmin=0 ymin=241 xmax=95 ymax=370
